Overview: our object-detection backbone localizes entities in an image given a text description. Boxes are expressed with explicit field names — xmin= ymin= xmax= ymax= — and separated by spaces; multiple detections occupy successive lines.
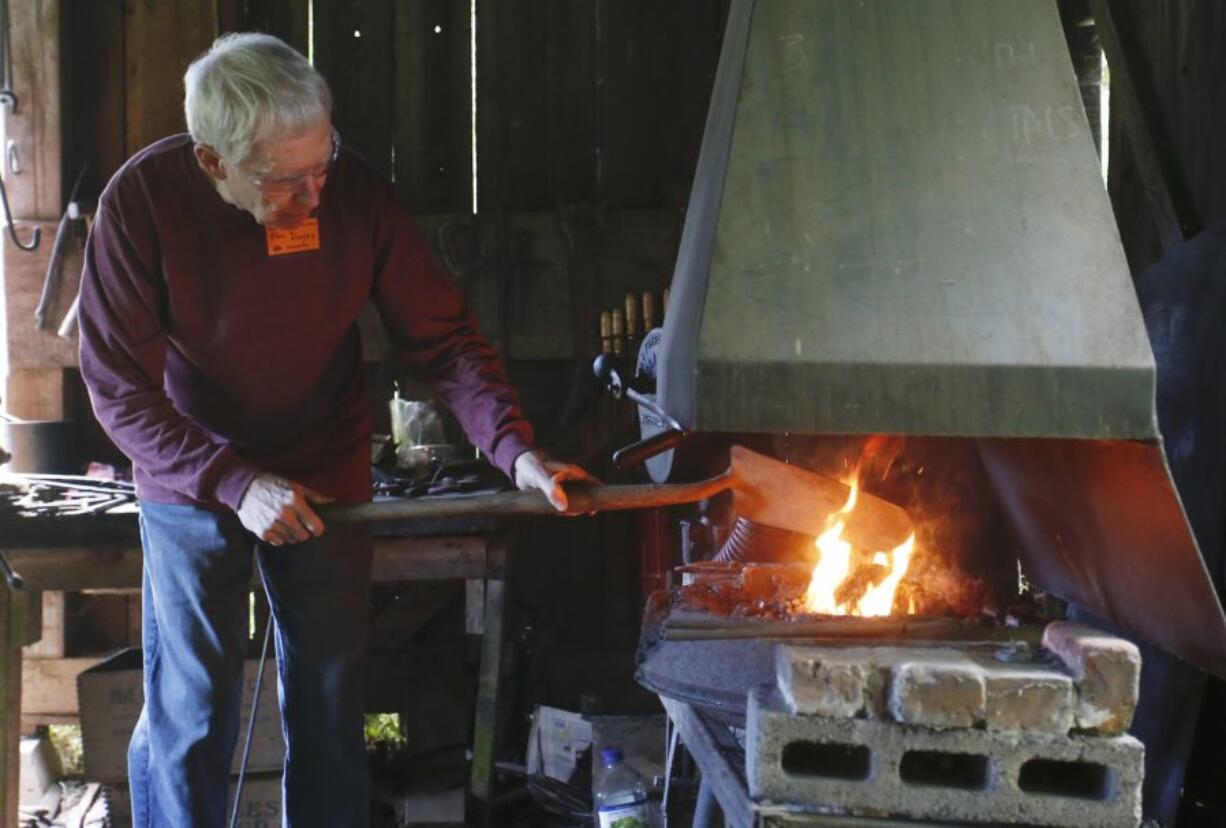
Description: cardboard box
xmin=78 ymin=649 xmax=285 ymax=782
xmin=109 ymin=771 xmax=283 ymax=828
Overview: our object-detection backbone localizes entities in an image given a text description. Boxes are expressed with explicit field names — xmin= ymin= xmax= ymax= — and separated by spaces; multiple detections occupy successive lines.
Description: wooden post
xmin=0 ymin=587 xmax=30 ymax=828
xmin=2 ymin=0 xmax=71 ymax=419
xmin=1 ymin=7 xmax=61 ymax=818
xmin=6 ymin=0 xmax=61 ymax=220
xmin=23 ymin=591 xmax=64 ymax=659
xmin=468 ymin=534 xmax=509 ymax=823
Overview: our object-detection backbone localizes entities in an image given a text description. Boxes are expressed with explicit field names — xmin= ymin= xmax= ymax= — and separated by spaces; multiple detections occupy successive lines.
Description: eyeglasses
xmin=229 ymin=128 xmax=341 ymax=198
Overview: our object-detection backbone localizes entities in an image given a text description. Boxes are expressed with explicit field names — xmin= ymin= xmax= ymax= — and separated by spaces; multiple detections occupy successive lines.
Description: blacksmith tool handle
xmin=0 ymin=552 xmax=24 ymax=590
xmin=321 ymin=475 xmax=733 ymax=523
xmin=612 ymin=427 xmax=686 ymax=468
xmin=56 ymin=292 xmax=80 ymax=339
xmin=592 ymin=354 xmax=688 ymax=467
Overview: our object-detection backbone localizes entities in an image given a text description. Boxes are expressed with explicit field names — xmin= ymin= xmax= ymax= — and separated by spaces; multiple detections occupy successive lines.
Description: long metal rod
xmin=663 ymin=617 xmax=1044 ymax=645
xmin=230 ymin=615 xmax=274 ymax=828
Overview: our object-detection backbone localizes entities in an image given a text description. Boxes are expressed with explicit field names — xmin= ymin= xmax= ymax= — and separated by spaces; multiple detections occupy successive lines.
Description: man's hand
xmin=513 ymin=450 xmax=600 ymax=512
xmin=236 ymin=473 xmax=335 ymax=545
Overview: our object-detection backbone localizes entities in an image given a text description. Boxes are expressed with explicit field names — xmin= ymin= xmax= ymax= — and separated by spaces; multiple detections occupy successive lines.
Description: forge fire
xmin=676 ymin=439 xmax=1000 ymax=621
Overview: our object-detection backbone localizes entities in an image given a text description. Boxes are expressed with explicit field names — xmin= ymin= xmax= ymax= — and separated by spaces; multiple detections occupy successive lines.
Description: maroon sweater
xmin=78 ymin=134 xmax=534 ymax=509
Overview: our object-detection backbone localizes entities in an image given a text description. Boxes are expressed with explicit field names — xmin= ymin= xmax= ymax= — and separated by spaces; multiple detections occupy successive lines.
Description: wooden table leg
xmin=0 ymin=586 xmax=31 ymax=828
xmin=468 ymin=536 xmax=509 ymax=823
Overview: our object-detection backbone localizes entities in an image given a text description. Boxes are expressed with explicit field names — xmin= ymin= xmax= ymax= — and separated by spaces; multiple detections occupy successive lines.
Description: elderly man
xmin=78 ymin=32 xmax=590 ymax=827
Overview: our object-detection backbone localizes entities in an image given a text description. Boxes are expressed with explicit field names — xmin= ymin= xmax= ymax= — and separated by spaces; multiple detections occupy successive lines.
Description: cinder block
xmin=1043 ymin=622 xmax=1141 ymax=734
xmin=977 ymin=656 xmax=1075 ymax=734
xmin=888 ymin=651 xmax=985 ymax=729
xmin=746 ymin=685 xmax=1143 ymax=828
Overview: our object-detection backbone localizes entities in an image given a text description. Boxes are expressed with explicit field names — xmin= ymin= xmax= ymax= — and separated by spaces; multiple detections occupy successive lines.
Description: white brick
xmin=776 ymin=645 xmax=870 ymax=718
xmin=1042 ymin=622 xmax=1140 ymax=734
xmin=888 ymin=651 xmax=985 ymax=729
xmin=979 ymin=658 xmax=1075 ymax=734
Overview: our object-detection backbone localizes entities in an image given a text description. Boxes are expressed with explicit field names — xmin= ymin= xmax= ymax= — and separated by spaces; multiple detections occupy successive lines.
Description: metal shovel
xmin=324 ymin=445 xmax=913 ymax=552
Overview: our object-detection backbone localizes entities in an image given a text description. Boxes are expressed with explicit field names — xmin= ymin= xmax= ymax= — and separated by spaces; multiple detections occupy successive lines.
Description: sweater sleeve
xmin=77 ymin=201 xmax=261 ymax=508
xmin=370 ymin=201 xmax=534 ymax=480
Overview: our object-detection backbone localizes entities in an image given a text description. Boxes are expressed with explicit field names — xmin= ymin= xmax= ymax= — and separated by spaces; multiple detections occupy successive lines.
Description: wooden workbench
xmin=0 ymin=509 xmax=512 ymax=827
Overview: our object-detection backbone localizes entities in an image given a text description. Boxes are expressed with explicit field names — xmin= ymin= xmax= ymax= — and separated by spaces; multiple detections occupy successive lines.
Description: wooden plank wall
xmin=1106 ymin=0 xmax=1226 ymax=273
xmin=475 ymin=0 xmax=726 ymax=212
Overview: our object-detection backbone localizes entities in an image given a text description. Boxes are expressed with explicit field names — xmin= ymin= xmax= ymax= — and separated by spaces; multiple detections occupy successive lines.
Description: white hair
xmin=184 ymin=33 xmax=332 ymax=166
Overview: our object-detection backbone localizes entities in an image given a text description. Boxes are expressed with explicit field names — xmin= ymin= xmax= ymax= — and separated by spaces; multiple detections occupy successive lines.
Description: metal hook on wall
xmin=0 ymin=172 xmax=40 ymax=251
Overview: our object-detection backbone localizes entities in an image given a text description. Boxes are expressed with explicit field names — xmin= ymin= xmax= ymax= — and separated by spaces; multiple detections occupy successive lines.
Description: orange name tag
xmin=266 ymin=218 xmax=321 ymax=256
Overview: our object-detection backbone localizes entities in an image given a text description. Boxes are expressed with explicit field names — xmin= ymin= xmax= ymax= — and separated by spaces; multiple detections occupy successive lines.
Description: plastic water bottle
xmin=593 ymin=747 xmax=650 ymax=827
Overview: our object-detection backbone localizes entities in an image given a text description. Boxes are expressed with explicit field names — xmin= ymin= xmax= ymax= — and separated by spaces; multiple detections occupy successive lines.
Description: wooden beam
xmin=2 ymin=546 xmax=142 ymax=591
xmin=20 ymin=657 xmax=102 ymax=718
xmin=6 ymin=0 xmax=61 ymax=220
xmin=0 ymin=588 xmax=30 ymax=828
xmin=20 ymin=714 xmax=76 ymax=732
xmin=1091 ymin=0 xmax=1200 ymax=250
xmin=23 ymin=591 xmax=64 ymax=659
xmin=5 ymin=535 xmax=495 ymax=590
xmin=370 ymin=535 xmax=491 ymax=581
xmin=1 ymin=368 xmax=65 ymax=421
xmin=2 ymin=0 xmax=69 ymax=430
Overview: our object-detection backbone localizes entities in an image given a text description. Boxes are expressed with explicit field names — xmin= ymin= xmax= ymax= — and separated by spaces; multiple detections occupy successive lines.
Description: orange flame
xmin=803 ymin=477 xmax=916 ymax=616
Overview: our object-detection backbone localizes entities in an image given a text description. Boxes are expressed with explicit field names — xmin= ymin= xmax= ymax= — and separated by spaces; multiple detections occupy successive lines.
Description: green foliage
xmin=364 ymin=713 xmax=406 ymax=747
xmin=49 ymin=724 xmax=84 ymax=776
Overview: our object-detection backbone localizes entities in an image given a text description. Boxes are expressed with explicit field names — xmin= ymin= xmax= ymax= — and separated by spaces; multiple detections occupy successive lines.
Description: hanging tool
xmin=35 ymin=167 xmax=88 ymax=329
xmin=57 ymin=211 xmax=95 ymax=339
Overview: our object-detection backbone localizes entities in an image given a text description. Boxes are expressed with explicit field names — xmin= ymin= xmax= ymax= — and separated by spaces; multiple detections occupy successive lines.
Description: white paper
xmin=526 ymin=705 xmax=592 ymax=782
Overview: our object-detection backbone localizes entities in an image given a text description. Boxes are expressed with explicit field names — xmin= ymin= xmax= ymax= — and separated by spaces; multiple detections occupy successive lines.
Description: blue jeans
xmin=129 ymin=501 xmax=372 ymax=827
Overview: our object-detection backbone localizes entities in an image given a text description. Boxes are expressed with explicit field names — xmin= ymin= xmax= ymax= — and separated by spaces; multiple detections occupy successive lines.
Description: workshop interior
xmin=3 ymin=1 xmax=1226 ymax=826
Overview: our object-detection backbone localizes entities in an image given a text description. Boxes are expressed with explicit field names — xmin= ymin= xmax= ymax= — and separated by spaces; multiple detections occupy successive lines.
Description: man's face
xmin=200 ymin=118 xmax=336 ymax=229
